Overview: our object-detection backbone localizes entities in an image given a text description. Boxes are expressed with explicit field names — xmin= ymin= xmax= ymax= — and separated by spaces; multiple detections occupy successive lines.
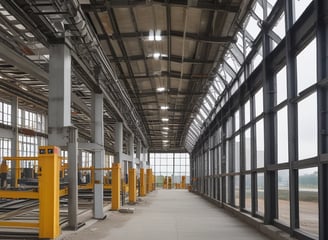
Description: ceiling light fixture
xmin=148 ymin=29 xmax=154 ymax=41
xmin=160 ymin=105 xmax=169 ymax=110
xmin=155 ymin=30 xmax=162 ymax=41
xmin=153 ymin=52 xmax=161 ymax=60
xmin=148 ymin=29 xmax=162 ymax=41
xmin=162 ymin=118 xmax=169 ymax=122
xmin=162 ymin=140 xmax=169 ymax=143
xmin=157 ymin=87 xmax=165 ymax=92
xmin=163 ymin=127 xmax=169 ymax=130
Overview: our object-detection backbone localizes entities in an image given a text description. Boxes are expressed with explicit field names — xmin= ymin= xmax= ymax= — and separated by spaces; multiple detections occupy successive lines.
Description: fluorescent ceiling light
xmin=162 ymin=118 xmax=169 ymax=122
xmin=153 ymin=52 xmax=160 ymax=60
xmin=162 ymin=140 xmax=169 ymax=143
xmin=148 ymin=29 xmax=154 ymax=41
xmin=157 ymin=87 xmax=165 ymax=92
xmin=155 ymin=30 xmax=162 ymax=41
xmin=148 ymin=29 xmax=162 ymax=41
xmin=163 ymin=127 xmax=169 ymax=130
xmin=160 ymin=105 xmax=169 ymax=110
xmin=162 ymin=131 xmax=168 ymax=135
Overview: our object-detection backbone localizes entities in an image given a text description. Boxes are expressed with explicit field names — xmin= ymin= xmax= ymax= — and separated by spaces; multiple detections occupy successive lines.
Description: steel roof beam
xmin=103 ymin=0 xmax=239 ymax=13
xmin=98 ymin=31 xmax=234 ymax=44
xmin=136 ymin=90 xmax=205 ymax=97
xmin=127 ymin=71 xmax=208 ymax=80
xmin=109 ymin=54 xmax=214 ymax=64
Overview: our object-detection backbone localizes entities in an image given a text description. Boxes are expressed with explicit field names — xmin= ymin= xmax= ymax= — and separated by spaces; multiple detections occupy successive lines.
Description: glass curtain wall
xmin=150 ymin=153 xmax=190 ymax=188
xmin=190 ymin=1 xmax=325 ymax=239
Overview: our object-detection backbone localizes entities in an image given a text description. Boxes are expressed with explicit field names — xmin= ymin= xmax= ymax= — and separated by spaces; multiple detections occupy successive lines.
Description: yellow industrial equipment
xmin=0 ymin=146 xmax=62 ymax=239
xmin=181 ymin=176 xmax=186 ymax=189
xmin=111 ymin=163 xmax=121 ymax=210
xmin=38 ymin=146 xmax=61 ymax=239
xmin=146 ymin=168 xmax=152 ymax=193
xmin=168 ymin=176 xmax=172 ymax=189
xmin=128 ymin=168 xmax=136 ymax=203
xmin=140 ymin=168 xmax=146 ymax=196
xmin=163 ymin=176 xmax=168 ymax=189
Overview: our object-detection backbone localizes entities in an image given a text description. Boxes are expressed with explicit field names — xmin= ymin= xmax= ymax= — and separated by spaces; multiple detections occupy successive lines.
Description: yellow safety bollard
xmin=146 ymin=169 xmax=152 ymax=193
xmin=128 ymin=168 xmax=136 ymax=203
xmin=38 ymin=146 xmax=61 ymax=239
xmin=112 ymin=163 xmax=121 ymax=210
xmin=152 ymin=175 xmax=156 ymax=190
xmin=140 ymin=168 xmax=146 ymax=196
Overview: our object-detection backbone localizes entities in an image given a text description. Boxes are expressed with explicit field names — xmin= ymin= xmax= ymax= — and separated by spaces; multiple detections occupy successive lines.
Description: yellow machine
xmin=38 ymin=146 xmax=61 ymax=239
xmin=168 ymin=176 xmax=172 ymax=189
xmin=0 ymin=146 xmax=62 ymax=239
xmin=181 ymin=176 xmax=186 ymax=189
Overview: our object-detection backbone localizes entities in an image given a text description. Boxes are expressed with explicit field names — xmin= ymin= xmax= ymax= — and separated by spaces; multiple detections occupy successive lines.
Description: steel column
xmin=92 ymin=93 xmax=105 ymax=219
xmin=48 ymin=44 xmax=71 ymax=128
xmin=263 ymin=7 xmax=277 ymax=224
xmin=317 ymin=0 xmax=328 ymax=238
xmin=10 ymin=96 xmax=18 ymax=188
xmin=285 ymin=0 xmax=300 ymax=235
xmin=67 ymin=128 xmax=78 ymax=230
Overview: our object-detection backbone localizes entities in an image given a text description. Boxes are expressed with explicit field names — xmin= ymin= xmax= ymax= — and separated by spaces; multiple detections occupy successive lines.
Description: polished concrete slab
xmin=61 ymin=189 xmax=270 ymax=240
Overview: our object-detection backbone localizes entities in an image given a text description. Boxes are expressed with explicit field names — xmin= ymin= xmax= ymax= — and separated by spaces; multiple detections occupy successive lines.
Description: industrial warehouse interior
xmin=0 ymin=0 xmax=326 ymax=239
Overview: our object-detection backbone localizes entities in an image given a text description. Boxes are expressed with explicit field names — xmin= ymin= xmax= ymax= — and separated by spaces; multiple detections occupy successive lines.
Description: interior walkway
xmin=61 ymin=190 xmax=270 ymax=240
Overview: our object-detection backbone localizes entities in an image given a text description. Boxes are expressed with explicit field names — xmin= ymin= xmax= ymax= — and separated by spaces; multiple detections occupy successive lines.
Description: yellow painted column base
xmin=129 ymin=168 xmax=136 ymax=203
xmin=112 ymin=163 xmax=121 ymax=210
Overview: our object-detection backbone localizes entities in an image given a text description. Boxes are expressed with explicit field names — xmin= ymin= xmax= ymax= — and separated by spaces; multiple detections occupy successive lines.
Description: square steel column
xmin=48 ymin=43 xmax=78 ymax=229
xmin=128 ymin=133 xmax=135 ymax=167
xmin=92 ymin=93 xmax=105 ymax=219
xmin=10 ymin=96 xmax=18 ymax=187
xmin=48 ymin=44 xmax=71 ymax=128
xmin=114 ymin=122 xmax=123 ymax=165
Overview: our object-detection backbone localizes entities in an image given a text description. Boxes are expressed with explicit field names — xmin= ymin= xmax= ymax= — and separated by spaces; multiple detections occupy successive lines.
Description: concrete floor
xmin=61 ymin=190 xmax=270 ymax=240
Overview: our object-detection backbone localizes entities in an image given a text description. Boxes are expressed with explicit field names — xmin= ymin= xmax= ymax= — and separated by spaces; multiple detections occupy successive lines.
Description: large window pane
xmin=278 ymin=170 xmax=289 ymax=224
xmin=299 ymin=167 xmax=318 ymax=236
xmin=235 ymin=175 xmax=240 ymax=207
xmin=234 ymin=110 xmax=240 ymax=131
xmin=256 ymin=120 xmax=264 ymax=168
xmin=255 ymin=88 xmax=263 ymax=117
xmin=245 ymin=174 xmax=252 ymax=211
xmin=234 ymin=135 xmax=240 ymax=172
xmin=298 ymin=93 xmax=317 ymax=160
xmin=257 ymin=173 xmax=264 ymax=215
xmin=276 ymin=66 xmax=287 ymax=105
xmin=277 ymin=107 xmax=288 ymax=163
xmin=296 ymin=38 xmax=316 ymax=94
xmin=244 ymin=100 xmax=251 ymax=124
xmin=245 ymin=128 xmax=251 ymax=170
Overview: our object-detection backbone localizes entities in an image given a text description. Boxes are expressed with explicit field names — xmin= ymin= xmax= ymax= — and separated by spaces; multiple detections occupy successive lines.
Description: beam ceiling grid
xmin=169 ymin=6 xmax=188 ymax=146
xmin=107 ymin=7 xmax=151 ymax=137
xmin=133 ymin=5 xmax=168 ymax=138
xmin=176 ymin=9 xmax=217 ymax=146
